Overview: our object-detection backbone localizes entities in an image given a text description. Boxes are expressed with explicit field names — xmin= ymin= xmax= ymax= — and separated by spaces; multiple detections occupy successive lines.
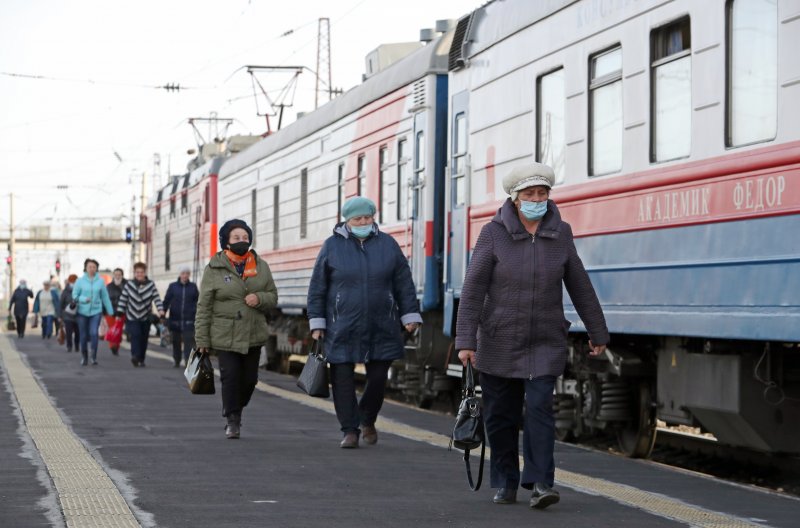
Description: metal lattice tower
xmin=315 ymin=17 xmax=332 ymax=109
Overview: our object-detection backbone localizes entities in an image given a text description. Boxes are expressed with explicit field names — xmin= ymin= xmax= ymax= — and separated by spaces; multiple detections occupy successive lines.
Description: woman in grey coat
xmin=455 ymin=162 xmax=609 ymax=509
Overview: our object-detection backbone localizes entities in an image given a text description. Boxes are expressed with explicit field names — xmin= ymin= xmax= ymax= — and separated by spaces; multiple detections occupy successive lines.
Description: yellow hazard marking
xmin=153 ymin=347 xmax=767 ymax=528
xmin=0 ymin=335 xmax=141 ymax=527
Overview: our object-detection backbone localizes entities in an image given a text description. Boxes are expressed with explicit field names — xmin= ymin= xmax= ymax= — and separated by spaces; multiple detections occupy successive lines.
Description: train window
xmin=589 ymin=46 xmax=623 ymax=176
xmin=181 ymin=191 xmax=188 ymax=213
xmin=337 ymin=163 xmax=345 ymax=222
xmin=379 ymin=147 xmax=393 ymax=223
xmin=300 ymin=168 xmax=308 ymax=239
xmin=272 ymin=186 xmax=280 ymax=250
xmin=357 ymin=154 xmax=366 ymax=195
xmin=453 ymin=113 xmax=467 ymax=206
xmin=169 ymin=196 xmax=176 ymax=218
xmin=537 ymin=68 xmax=566 ymax=183
xmin=203 ymin=185 xmax=210 ymax=222
xmin=165 ymin=232 xmax=170 ymax=272
xmin=651 ymin=18 xmax=692 ymax=162
xmin=397 ymin=139 xmax=408 ymax=221
xmin=726 ymin=0 xmax=777 ymax=147
xmin=156 ymin=204 xmax=161 ymax=224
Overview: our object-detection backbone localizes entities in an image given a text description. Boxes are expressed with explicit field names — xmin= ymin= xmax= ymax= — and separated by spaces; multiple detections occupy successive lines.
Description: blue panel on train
xmin=564 ymin=215 xmax=800 ymax=341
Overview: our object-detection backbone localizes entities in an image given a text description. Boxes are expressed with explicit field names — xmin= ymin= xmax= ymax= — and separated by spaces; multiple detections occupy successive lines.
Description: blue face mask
xmin=350 ymin=224 xmax=373 ymax=239
xmin=519 ymin=200 xmax=548 ymax=220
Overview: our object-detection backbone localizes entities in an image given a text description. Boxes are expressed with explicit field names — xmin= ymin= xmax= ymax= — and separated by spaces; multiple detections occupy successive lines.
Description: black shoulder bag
xmin=449 ymin=361 xmax=485 ymax=491
xmin=297 ymin=340 xmax=330 ymax=398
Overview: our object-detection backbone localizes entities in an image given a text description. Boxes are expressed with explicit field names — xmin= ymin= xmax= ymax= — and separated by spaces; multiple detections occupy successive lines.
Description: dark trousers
xmin=480 ymin=372 xmax=557 ymax=490
xmin=41 ymin=315 xmax=55 ymax=338
xmin=63 ymin=320 xmax=80 ymax=351
xmin=77 ymin=313 xmax=102 ymax=361
xmin=126 ymin=320 xmax=151 ymax=363
xmin=329 ymin=360 xmax=392 ymax=434
xmin=171 ymin=328 xmax=195 ymax=364
xmin=14 ymin=314 xmax=27 ymax=337
xmin=218 ymin=347 xmax=261 ymax=417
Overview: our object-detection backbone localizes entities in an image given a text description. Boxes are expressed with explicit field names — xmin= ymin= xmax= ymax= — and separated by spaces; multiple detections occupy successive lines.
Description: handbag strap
xmin=463 ymin=440 xmax=485 ymax=491
xmin=310 ymin=339 xmax=327 ymax=360
xmin=463 ymin=361 xmax=476 ymax=397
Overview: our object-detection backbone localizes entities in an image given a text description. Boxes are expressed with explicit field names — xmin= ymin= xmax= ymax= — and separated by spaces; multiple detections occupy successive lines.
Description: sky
xmin=0 ymin=0 xmax=478 ymax=232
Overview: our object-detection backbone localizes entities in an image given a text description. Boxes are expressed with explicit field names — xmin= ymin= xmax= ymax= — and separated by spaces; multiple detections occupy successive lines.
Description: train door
xmin=410 ymin=112 xmax=427 ymax=296
xmin=444 ymin=90 xmax=469 ymax=335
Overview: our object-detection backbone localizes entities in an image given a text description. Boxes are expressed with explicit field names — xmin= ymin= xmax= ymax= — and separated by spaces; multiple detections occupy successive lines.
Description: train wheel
xmin=554 ymin=393 xmax=577 ymax=442
xmin=616 ymin=381 xmax=656 ymax=458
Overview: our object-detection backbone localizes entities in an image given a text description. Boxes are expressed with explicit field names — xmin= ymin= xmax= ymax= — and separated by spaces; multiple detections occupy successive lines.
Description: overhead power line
xmin=0 ymin=71 xmax=211 ymax=91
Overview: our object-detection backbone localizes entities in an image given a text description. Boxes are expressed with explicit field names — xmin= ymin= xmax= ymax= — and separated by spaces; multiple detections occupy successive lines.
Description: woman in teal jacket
xmin=72 ymin=258 xmax=114 ymax=366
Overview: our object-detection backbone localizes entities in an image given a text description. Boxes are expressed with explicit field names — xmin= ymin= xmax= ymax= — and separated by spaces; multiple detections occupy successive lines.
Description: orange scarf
xmin=224 ymin=250 xmax=258 ymax=278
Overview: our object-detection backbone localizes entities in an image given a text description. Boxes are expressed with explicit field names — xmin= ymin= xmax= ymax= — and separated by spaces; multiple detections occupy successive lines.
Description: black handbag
xmin=184 ymin=349 xmax=216 ymax=395
xmin=450 ymin=361 xmax=485 ymax=491
xmin=297 ymin=340 xmax=329 ymax=398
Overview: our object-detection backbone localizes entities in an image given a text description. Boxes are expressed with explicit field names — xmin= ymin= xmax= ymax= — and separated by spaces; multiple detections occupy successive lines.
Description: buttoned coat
xmin=454 ymin=199 xmax=609 ymax=379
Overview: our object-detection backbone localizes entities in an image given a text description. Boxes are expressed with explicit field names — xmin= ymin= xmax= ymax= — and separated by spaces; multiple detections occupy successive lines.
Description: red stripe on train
xmin=468 ymin=141 xmax=800 ymax=246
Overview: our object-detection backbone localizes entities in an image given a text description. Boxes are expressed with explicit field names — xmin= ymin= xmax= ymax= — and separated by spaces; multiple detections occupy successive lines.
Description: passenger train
xmin=144 ymin=0 xmax=800 ymax=457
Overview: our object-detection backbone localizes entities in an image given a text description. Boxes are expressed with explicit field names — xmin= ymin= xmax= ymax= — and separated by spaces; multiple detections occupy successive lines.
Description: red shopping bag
xmin=105 ymin=316 xmax=125 ymax=347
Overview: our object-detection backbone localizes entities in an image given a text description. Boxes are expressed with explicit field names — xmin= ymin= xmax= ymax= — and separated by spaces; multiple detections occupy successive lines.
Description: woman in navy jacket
xmin=307 ymin=197 xmax=422 ymax=448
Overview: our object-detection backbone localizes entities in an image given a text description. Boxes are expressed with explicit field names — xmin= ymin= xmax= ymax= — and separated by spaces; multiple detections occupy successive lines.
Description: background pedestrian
xmin=455 ymin=163 xmax=609 ymax=509
xmin=195 ymin=219 xmax=277 ymax=439
xmin=72 ymin=258 xmax=114 ymax=366
xmin=116 ymin=262 xmax=164 ymax=367
xmin=59 ymin=274 xmax=80 ymax=352
xmin=307 ymin=197 xmax=421 ymax=448
xmin=8 ymin=280 xmax=33 ymax=338
xmin=33 ymin=280 xmax=60 ymax=339
xmin=105 ymin=268 xmax=127 ymax=355
xmin=163 ymin=266 xmax=199 ymax=367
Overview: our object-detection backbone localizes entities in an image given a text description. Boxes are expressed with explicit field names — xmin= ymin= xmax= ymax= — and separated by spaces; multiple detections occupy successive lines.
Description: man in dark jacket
xmin=455 ymin=163 xmax=609 ymax=509
xmin=308 ymin=197 xmax=422 ymax=448
xmin=8 ymin=280 xmax=33 ymax=338
xmin=163 ymin=266 xmax=199 ymax=367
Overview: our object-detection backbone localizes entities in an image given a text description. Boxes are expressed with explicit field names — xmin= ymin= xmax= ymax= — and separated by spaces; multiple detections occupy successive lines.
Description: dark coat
xmin=307 ymin=223 xmax=422 ymax=364
xmin=163 ymin=279 xmax=199 ymax=331
xmin=59 ymin=284 xmax=78 ymax=322
xmin=106 ymin=279 xmax=127 ymax=312
xmin=455 ymin=199 xmax=609 ymax=379
xmin=8 ymin=287 xmax=33 ymax=317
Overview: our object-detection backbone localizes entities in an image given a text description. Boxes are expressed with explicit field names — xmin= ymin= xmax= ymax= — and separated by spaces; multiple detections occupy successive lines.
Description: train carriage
xmin=217 ymin=30 xmax=457 ymax=403
xmin=445 ymin=0 xmax=800 ymax=455
xmin=142 ymin=156 xmax=224 ymax=294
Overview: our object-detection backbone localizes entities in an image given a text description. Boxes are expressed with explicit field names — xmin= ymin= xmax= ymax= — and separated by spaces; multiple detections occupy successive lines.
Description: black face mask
xmin=228 ymin=241 xmax=250 ymax=256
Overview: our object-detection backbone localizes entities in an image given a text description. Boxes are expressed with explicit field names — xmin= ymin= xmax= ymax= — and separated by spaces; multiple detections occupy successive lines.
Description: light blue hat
xmin=341 ymin=196 xmax=377 ymax=221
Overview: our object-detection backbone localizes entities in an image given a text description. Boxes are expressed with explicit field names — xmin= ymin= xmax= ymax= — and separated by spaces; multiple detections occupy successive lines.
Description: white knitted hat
xmin=502 ymin=163 xmax=555 ymax=200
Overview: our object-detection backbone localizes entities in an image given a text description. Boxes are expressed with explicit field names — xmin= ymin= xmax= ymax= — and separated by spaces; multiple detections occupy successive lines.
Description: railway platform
xmin=1 ymin=331 xmax=799 ymax=528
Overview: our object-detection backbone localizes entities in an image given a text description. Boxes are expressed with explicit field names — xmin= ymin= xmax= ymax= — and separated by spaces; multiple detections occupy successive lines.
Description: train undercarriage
xmin=554 ymin=335 xmax=800 ymax=457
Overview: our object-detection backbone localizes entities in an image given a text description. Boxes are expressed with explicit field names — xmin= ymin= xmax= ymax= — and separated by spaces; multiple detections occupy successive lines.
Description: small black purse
xmin=297 ymin=340 xmax=330 ymax=398
xmin=450 ymin=361 xmax=485 ymax=491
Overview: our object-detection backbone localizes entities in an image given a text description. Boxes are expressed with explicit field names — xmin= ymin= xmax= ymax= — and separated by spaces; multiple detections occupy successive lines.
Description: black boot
xmin=225 ymin=413 xmax=241 ymax=439
xmin=493 ymin=488 xmax=517 ymax=504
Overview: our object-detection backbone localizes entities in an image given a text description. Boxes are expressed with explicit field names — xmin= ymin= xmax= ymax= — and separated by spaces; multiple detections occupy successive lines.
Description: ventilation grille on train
xmin=412 ymin=79 xmax=426 ymax=107
xmin=448 ymin=14 xmax=472 ymax=71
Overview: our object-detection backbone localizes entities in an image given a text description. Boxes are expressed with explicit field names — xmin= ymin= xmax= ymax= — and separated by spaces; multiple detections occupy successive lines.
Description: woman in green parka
xmin=195 ymin=219 xmax=278 ymax=439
